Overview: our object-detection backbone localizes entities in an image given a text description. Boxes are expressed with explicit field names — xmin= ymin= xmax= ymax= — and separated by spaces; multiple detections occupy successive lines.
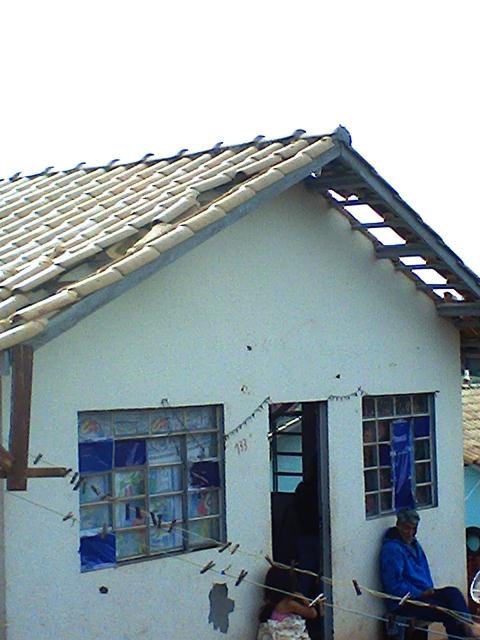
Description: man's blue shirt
xmin=380 ymin=526 xmax=434 ymax=610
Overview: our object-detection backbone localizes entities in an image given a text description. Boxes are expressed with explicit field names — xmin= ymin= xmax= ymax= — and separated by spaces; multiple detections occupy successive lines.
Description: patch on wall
xmin=208 ymin=583 xmax=235 ymax=633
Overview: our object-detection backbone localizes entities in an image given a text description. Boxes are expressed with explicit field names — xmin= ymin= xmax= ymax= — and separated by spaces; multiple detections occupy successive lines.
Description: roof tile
xmin=1 ymin=130 xmax=473 ymax=353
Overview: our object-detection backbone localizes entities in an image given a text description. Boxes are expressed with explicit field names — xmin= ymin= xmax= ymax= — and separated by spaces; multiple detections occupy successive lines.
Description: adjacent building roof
xmin=1 ymin=126 xmax=479 ymax=354
xmin=463 ymin=384 xmax=480 ymax=466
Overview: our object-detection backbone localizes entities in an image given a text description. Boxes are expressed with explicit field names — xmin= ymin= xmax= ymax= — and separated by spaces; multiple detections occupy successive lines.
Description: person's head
xmin=259 ymin=566 xmax=298 ymax=621
xmin=396 ymin=508 xmax=420 ymax=544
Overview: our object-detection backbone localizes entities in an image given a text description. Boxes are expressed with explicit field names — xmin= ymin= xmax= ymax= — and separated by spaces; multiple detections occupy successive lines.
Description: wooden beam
xmin=376 ymin=243 xmax=436 ymax=258
xmin=0 ymin=445 xmax=13 ymax=473
xmin=339 ymin=145 xmax=480 ymax=298
xmin=351 ymin=222 xmax=390 ymax=230
xmin=455 ymin=318 xmax=480 ymax=328
xmin=307 ymin=174 xmax=365 ymax=190
xmin=416 ymin=283 xmax=467 ymax=291
xmin=437 ymin=302 xmax=480 ymax=317
xmin=340 ymin=199 xmax=377 ymax=206
xmin=395 ymin=263 xmax=444 ymax=271
xmin=7 ymin=345 xmax=33 ymax=491
xmin=27 ymin=467 xmax=67 ymax=478
xmin=0 ymin=467 xmax=68 ymax=479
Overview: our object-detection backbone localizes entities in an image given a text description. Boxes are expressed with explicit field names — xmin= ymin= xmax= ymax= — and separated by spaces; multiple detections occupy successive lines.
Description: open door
xmin=269 ymin=401 xmax=332 ymax=640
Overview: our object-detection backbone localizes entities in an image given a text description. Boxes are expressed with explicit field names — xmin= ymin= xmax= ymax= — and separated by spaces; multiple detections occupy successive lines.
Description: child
xmin=257 ymin=566 xmax=320 ymax=640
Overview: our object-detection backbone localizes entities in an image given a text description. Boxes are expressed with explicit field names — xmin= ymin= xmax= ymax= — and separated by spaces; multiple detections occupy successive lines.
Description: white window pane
xmin=149 ymin=466 xmax=182 ymax=493
xmin=150 ymin=495 xmax=182 ymax=522
xmin=150 ymin=526 xmax=183 ymax=553
xmin=116 ymin=529 xmax=146 ymax=559
xmin=187 ymin=433 xmax=217 ymax=461
xmin=147 ymin=437 xmax=181 ymax=464
xmin=115 ymin=499 xmax=146 ymax=528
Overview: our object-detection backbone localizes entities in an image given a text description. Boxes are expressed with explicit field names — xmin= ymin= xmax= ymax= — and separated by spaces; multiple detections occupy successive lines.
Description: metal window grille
xmin=362 ymin=393 xmax=436 ymax=518
xmin=78 ymin=405 xmax=225 ymax=568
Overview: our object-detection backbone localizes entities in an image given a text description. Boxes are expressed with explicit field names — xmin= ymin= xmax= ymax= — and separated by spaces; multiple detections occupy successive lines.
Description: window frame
xmin=78 ymin=404 xmax=226 ymax=570
xmin=361 ymin=393 xmax=437 ymax=519
xmin=269 ymin=406 xmax=304 ymax=493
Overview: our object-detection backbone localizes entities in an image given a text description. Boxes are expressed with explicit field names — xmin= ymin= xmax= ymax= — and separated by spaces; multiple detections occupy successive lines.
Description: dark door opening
xmin=269 ymin=401 xmax=331 ymax=640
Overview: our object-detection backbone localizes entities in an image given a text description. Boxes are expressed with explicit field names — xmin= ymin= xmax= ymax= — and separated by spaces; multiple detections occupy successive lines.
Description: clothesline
xmin=6 ymin=487 xmax=478 ymax=627
xmin=173 ymin=552 xmax=474 ymax=640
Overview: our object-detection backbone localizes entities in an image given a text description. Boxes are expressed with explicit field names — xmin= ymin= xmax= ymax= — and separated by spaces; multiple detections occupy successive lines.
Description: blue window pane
xmin=276 ymin=434 xmax=302 ymax=453
xmin=414 ymin=416 xmax=430 ymax=438
xmin=80 ymin=533 xmax=116 ymax=571
xmin=79 ymin=441 xmax=113 ymax=473
xmin=114 ymin=439 xmax=146 ymax=467
xmin=379 ymin=444 xmax=391 ymax=466
xmin=277 ymin=475 xmax=302 ymax=492
xmin=276 ymin=454 xmax=302 ymax=474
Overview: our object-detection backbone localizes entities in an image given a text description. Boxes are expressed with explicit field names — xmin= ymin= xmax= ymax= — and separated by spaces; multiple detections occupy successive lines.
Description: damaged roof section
xmin=0 ymin=134 xmax=338 ymax=350
xmin=0 ymin=126 xmax=479 ymax=356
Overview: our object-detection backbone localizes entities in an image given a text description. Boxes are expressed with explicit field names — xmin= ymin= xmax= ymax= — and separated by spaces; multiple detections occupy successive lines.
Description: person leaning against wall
xmin=380 ymin=508 xmax=480 ymax=640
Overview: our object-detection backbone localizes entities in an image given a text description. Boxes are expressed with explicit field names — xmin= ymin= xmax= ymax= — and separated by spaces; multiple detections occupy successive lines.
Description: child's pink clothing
xmin=257 ymin=611 xmax=311 ymax=639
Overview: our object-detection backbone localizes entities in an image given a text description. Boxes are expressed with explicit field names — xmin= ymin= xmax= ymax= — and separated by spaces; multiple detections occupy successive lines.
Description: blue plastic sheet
xmin=392 ymin=419 xmax=415 ymax=510
xmin=80 ymin=533 xmax=116 ymax=571
xmin=79 ymin=441 xmax=114 ymax=473
xmin=114 ymin=439 xmax=146 ymax=467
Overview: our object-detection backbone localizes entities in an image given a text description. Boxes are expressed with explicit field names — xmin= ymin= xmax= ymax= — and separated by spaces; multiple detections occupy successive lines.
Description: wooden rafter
xmin=0 ymin=467 xmax=68 ymax=479
xmin=1 ymin=345 xmax=68 ymax=489
xmin=7 ymin=345 xmax=34 ymax=490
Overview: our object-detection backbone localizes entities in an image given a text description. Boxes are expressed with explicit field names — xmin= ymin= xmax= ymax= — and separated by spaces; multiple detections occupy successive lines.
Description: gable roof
xmin=1 ymin=126 xmax=479 ymax=355
xmin=463 ymin=384 xmax=480 ymax=466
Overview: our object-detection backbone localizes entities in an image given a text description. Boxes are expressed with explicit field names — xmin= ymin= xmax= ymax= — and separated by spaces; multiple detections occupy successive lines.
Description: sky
xmin=1 ymin=1 xmax=479 ymax=274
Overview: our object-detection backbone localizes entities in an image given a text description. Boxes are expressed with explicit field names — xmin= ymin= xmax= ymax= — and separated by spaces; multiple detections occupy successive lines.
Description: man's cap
xmin=396 ymin=508 xmax=420 ymax=524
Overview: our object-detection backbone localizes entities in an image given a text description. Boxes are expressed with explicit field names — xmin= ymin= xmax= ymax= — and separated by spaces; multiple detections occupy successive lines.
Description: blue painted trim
xmin=338 ymin=145 xmax=480 ymax=298
xmin=28 ymin=144 xmax=342 ymax=350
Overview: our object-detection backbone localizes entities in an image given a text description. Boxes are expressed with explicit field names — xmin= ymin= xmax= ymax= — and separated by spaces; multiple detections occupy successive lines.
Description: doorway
xmin=269 ymin=401 xmax=331 ymax=640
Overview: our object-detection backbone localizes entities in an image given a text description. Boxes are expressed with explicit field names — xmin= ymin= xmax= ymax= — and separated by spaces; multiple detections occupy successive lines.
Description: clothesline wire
xmin=163 ymin=521 xmax=478 ymax=626
xmin=5 ymin=491 xmax=78 ymax=523
xmin=172 ymin=552 xmax=473 ymax=640
xmin=328 ymin=601 xmax=473 ymax=640
xmin=6 ymin=488 xmax=478 ymax=626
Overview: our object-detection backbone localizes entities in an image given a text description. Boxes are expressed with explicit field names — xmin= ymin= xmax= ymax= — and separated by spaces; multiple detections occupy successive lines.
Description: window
xmin=269 ymin=403 xmax=303 ymax=493
xmin=362 ymin=393 xmax=436 ymax=518
xmin=78 ymin=405 xmax=224 ymax=571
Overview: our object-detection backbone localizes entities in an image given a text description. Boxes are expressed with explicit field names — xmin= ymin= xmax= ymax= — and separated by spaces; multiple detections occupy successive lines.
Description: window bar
xmin=180 ymin=427 xmax=189 ymax=551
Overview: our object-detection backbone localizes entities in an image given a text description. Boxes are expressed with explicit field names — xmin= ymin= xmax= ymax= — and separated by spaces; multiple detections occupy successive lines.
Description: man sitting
xmin=380 ymin=508 xmax=478 ymax=640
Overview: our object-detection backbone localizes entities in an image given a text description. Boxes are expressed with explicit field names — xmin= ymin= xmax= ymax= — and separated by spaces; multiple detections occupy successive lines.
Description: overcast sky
xmin=1 ymin=1 xmax=478 ymax=273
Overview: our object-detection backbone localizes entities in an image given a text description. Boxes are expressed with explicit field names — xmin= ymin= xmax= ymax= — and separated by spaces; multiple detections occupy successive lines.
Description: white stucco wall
xmin=1 ymin=184 xmax=464 ymax=640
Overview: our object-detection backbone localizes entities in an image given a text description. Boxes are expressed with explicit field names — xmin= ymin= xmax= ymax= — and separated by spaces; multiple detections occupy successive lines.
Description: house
xmin=464 ymin=383 xmax=480 ymax=529
xmin=463 ymin=383 xmax=480 ymax=611
xmin=0 ymin=126 xmax=479 ymax=640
